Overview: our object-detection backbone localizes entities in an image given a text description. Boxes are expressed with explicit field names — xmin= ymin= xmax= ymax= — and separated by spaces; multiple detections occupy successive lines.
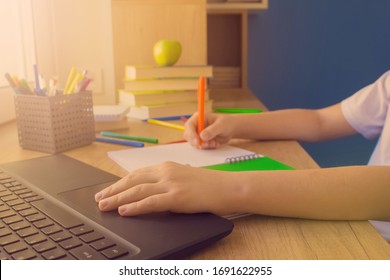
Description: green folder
xmin=214 ymin=108 xmax=263 ymax=114
xmin=203 ymin=156 xmax=294 ymax=172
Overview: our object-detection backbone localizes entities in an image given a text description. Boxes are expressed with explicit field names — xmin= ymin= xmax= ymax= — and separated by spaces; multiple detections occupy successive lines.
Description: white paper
xmin=108 ymin=142 xmax=255 ymax=172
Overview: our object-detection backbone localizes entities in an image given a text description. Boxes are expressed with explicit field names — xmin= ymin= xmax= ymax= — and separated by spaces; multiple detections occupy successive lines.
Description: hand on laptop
xmin=94 ymin=162 xmax=242 ymax=216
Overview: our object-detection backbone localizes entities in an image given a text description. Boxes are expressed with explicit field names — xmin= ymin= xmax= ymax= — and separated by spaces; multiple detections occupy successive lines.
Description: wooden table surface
xmin=1 ymin=89 xmax=389 ymax=259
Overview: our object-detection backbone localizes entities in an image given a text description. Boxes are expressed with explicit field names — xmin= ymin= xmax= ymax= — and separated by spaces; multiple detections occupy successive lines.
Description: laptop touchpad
xmin=58 ymin=182 xmax=112 ymax=219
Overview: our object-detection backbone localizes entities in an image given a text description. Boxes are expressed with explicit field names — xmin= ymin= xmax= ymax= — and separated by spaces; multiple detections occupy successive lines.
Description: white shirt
xmin=341 ymin=70 xmax=390 ymax=242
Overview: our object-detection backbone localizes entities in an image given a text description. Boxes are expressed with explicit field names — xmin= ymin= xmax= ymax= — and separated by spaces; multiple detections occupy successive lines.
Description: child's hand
xmin=94 ymin=162 xmax=241 ymax=216
xmin=183 ymin=113 xmax=234 ymax=149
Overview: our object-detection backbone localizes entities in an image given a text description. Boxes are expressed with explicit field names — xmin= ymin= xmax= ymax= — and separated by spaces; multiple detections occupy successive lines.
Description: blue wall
xmin=247 ymin=0 xmax=390 ymax=167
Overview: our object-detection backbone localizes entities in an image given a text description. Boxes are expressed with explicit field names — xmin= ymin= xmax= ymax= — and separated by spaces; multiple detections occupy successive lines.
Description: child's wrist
xmin=229 ymin=115 xmax=245 ymax=138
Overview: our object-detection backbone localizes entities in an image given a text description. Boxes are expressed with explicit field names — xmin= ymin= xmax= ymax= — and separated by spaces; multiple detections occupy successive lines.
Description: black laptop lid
xmin=0 ymin=155 xmax=233 ymax=259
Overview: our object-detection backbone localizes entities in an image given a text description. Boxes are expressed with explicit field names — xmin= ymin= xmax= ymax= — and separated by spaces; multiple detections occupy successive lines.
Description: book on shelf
xmin=118 ymin=89 xmax=210 ymax=107
xmin=209 ymin=67 xmax=241 ymax=88
xmin=125 ymin=65 xmax=213 ymax=80
xmin=126 ymin=100 xmax=213 ymax=120
xmin=123 ymin=78 xmax=201 ymax=91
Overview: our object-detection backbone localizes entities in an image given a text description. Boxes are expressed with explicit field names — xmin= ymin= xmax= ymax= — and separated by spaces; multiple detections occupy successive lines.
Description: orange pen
xmin=197 ymin=76 xmax=205 ymax=146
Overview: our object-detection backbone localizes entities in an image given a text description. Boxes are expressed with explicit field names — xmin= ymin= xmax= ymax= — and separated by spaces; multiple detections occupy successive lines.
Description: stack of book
xmin=118 ymin=65 xmax=213 ymax=120
xmin=209 ymin=67 xmax=241 ymax=89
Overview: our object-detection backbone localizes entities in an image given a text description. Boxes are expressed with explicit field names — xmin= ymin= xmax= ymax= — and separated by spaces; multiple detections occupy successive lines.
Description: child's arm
xmin=95 ymin=162 xmax=390 ymax=221
xmin=184 ymin=103 xmax=358 ymax=148
xmin=235 ymin=165 xmax=390 ymax=221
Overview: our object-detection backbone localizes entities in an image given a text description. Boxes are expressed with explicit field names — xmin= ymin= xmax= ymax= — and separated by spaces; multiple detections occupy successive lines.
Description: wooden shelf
xmin=207 ymin=11 xmax=247 ymax=90
xmin=206 ymin=1 xmax=268 ymax=90
xmin=207 ymin=9 xmax=249 ymax=90
xmin=111 ymin=0 xmax=207 ymax=96
xmin=207 ymin=0 xmax=268 ymax=11
xmin=110 ymin=0 xmax=268 ymax=92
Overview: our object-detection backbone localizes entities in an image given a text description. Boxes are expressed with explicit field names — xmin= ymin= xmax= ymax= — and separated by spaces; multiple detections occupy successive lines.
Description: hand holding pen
xmin=185 ymin=76 xmax=235 ymax=149
xmin=184 ymin=76 xmax=264 ymax=149
xmin=184 ymin=112 xmax=234 ymax=149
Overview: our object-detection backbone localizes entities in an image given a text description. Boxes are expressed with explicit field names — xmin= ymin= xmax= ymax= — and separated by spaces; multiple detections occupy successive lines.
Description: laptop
xmin=0 ymin=155 xmax=233 ymax=260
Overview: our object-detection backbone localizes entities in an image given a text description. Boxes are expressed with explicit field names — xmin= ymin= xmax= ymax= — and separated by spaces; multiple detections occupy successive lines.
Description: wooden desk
xmin=1 ymin=90 xmax=389 ymax=259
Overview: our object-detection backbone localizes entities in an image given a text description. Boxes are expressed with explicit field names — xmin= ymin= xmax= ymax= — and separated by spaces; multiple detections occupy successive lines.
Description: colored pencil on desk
xmin=147 ymin=119 xmax=185 ymax=131
xmin=164 ymin=139 xmax=187 ymax=144
xmin=95 ymin=136 xmax=144 ymax=147
xmin=100 ymin=131 xmax=158 ymax=144
xmin=145 ymin=115 xmax=192 ymax=121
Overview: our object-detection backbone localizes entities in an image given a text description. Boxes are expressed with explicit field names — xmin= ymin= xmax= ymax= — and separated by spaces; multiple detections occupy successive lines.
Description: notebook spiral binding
xmin=225 ymin=153 xmax=260 ymax=164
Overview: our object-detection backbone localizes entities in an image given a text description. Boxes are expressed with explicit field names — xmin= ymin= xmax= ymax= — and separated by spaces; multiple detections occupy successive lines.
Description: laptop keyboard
xmin=0 ymin=169 xmax=129 ymax=260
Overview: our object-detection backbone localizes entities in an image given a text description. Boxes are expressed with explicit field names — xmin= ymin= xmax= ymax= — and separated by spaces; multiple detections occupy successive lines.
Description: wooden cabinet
xmin=111 ymin=0 xmax=268 ymax=93
xmin=207 ymin=9 xmax=248 ymax=90
xmin=206 ymin=0 xmax=268 ymax=90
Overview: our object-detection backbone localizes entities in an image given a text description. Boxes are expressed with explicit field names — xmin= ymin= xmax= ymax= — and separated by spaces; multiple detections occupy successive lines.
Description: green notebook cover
xmin=203 ymin=156 xmax=294 ymax=172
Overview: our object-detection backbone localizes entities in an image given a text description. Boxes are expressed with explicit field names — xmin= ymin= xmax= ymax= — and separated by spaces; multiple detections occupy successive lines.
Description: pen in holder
xmin=14 ymin=91 xmax=96 ymax=154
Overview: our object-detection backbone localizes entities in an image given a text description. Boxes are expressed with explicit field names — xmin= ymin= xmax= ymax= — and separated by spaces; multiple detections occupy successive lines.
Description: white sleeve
xmin=341 ymin=71 xmax=390 ymax=140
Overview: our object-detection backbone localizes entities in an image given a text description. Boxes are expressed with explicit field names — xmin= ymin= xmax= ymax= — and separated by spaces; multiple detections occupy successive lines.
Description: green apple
xmin=153 ymin=39 xmax=182 ymax=66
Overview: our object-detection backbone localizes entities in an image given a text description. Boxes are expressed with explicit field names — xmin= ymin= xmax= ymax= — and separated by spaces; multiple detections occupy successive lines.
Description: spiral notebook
xmin=107 ymin=142 xmax=294 ymax=173
xmin=203 ymin=154 xmax=294 ymax=171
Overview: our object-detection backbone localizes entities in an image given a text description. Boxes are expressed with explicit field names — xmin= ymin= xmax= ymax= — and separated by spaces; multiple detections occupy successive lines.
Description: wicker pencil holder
xmin=14 ymin=91 xmax=95 ymax=154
